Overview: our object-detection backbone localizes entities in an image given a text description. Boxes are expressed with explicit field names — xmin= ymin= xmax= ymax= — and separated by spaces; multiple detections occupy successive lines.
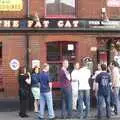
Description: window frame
xmin=47 ymin=41 xmax=77 ymax=61
xmin=44 ymin=0 xmax=77 ymax=18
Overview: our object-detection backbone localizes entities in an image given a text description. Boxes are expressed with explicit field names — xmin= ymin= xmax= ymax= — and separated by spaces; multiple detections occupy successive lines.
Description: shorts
xmin=31 ymin=87 xmax=40 ymax=100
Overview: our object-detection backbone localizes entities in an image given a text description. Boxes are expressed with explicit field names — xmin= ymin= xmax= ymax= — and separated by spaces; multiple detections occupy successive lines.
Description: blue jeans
xmin=78 ymin=90 xmax=90 ymax=118
xmin=112 ymin=87 xmax=120 ymax=114
xmin=97 ymin=93 xmax=111 ymax=118
xmin=38 ymin=91 xmax=55 ymax=119
xmin=61 ymin=87 xmax=72 ymax=117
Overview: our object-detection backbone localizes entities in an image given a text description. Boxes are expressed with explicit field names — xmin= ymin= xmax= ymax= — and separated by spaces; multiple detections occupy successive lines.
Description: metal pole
xmin=25 ymin=0 xmax=30 ymax=70
xmin=27 ymin=0 xmax=30 ymax=18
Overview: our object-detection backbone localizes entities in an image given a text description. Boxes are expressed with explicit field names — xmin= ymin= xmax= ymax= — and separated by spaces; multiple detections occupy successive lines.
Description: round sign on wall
xmin=9 ymin=59 xmax=20 ymax=71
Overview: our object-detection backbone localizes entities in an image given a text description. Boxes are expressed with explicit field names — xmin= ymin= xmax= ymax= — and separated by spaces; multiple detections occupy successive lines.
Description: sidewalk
xmin=0 ymin=99 xmax=120 ymax=120
xmin=0 ymin=109 xmax=120 ymax=120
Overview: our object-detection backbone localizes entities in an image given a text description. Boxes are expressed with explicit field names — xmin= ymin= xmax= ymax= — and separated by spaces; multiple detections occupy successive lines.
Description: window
xmin=47 ymin=42 xmax=76 ymax=61
xmin=47 ymin=42 xmax=76 ymax=82
xmin=45 ymin=0 xmax=76 ymax=18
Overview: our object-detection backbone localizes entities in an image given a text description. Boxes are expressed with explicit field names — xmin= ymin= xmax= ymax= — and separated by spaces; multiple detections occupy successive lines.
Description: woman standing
xmin=31 ymin=67 xmax=40 ymax=112
xmin=18 ymin=67 xmax=31 ymax=118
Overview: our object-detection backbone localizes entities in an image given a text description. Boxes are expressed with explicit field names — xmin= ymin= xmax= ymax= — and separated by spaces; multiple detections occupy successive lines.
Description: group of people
xmin=92 ymin=61 xmax=120 ymax=119
xmin=18 ymin=63 xmax=55 ymax=119
xmin=17 ymin=59 xmax=120 ymax=120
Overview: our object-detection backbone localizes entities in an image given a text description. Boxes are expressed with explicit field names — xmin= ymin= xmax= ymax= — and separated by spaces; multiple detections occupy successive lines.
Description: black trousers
xmin=19 ymin=98 xmax=27 ymax=115
xmin=19 ymin=90 xmax=27 ymax=116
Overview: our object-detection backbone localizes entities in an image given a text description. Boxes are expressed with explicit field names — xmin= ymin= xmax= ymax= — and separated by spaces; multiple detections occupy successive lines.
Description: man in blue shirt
xmin=38 ymin=63 xmax=55 ymax=120
xmin=96 ymin=64 xmax=111 ymax=119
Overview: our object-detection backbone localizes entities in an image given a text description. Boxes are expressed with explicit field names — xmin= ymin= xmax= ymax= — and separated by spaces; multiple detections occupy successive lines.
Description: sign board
xmin=0 ymin=18 xmax=120 ymax=32
xmin=68 ymin=44 xmax=74 ymax=51
xmin=32 ymin=60 xmax=40 ymax=68
xmin=9 ymin=59 xmax=20 ymax=71
xmin=107 ymin=0 xmax=120 ymax=7
xmin=0 ymin=0 xmax=23 ymax=11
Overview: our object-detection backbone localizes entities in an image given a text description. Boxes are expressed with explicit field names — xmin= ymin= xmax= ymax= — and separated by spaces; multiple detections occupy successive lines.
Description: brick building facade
xmin=0 ymin=0 xmax=120 ymax=98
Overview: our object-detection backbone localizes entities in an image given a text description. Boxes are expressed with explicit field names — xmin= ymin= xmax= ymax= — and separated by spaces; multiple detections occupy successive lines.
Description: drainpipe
xmin=25 ymin=0 xmax=30 ymax=70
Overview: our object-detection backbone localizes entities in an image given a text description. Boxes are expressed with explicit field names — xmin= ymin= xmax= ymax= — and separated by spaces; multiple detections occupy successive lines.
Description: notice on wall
xmin=32 ymin=60 xmax=40 ymax=68
xmin=0 ymin=0 xmax=23 ymax=11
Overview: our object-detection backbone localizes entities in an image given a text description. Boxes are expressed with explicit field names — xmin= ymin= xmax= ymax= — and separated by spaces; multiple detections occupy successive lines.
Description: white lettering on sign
xmin=89 ymin=21 xmax=100 ymax=25
xmin=4 ymin=20 xmax=11 ymax=27
xmin=13 ymin=20 xmax=19 ymax=28
xmin=0 ymin=20 xmax=20 ymax=28
xmin=64 ymin=20 xmax=72 ymax=28
xmin=34 ymin=21 xmax=42 ymax=28
xmin=73 ymin=20 xmax=79 ymax=27
xmin=43 ymin=20 xmax=49 ymax=28
xmin=28 ymin=20 xmax=34 ymax=28
xmin=58 ymin=20 xmax=64 ymax=28
xmin=58 ymin=20 xmax=80 ymax=28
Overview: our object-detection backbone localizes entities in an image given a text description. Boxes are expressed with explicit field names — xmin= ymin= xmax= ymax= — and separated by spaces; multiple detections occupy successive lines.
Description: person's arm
xmin=109 ymin=74 xmax=112 ymax=86
xmin=112 ymin=68 xmax=117 ymax=87
xmin=96 ymin=74 xmax=100 ymax=83
xmin=25 ymin=72 xmax=31 ymax=85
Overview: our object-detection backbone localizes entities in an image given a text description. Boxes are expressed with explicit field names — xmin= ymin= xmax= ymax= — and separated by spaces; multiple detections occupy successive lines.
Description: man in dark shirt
xmin=96 ymin=64 xmax=111 ymax=119
xmin=38 ymin=63 xmax=55 ymax=120
xmin=59 ymin=59 xmax=72 ymax=118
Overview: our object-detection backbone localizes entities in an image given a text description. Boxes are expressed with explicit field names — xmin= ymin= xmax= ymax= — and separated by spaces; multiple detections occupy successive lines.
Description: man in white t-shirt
xmin=111 ymin=61 xmax=120 ymax=115
xmin=78 ymin=61 xmax=91 ymax=119
xmin=71 ymin=62 xmax=80 ymax=110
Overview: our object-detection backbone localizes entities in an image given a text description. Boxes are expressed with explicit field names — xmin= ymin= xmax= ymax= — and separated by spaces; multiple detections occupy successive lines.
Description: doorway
xmin=46 ymin=41 xmax=77 ymax=101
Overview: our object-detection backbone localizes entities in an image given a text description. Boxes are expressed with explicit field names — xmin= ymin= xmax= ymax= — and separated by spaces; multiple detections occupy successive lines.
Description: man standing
xmin=71 ymin=62 xmax=80 ymax=111
xmin=96 ymin=64 xmax=111 ymax=119
xmin=111 ymin=61 xmax=120 ymax=115
xmin=78 ymin=60 xmax=91 ymax=119
xmin=59 ymin=59 xmax=72 ymax=118
xmin=38 ymin=63 xmax=55 ymax=120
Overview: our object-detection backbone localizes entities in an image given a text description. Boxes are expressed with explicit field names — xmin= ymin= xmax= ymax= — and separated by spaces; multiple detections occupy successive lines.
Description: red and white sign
xmin=9 ymin=59 xmax=20 ymax=71
xmin=107 ymin=0 xmax=120 ymax=7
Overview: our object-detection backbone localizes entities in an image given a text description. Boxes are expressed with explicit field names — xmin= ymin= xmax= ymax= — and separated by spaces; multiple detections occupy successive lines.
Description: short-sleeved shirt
xmin=96 ymin=71 xmax=111 ymax=96
xmin=31 ymin=73 xmax=39 ymax=87
xmin=38 ymin=71 xmax=50 ymax=93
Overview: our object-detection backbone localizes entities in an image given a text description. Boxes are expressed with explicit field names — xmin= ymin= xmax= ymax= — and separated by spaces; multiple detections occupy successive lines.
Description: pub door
xmin=46 ymin=41 xmax=77 ymax=103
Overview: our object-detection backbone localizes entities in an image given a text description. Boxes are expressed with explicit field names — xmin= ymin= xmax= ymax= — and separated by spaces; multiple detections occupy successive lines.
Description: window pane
xmin=60 ymin=0 xmax=75 ymax=16
xmin=47 ymin=42 xmax=60 ymax=61
xmin=46 ymin=0 xmax=60 ymax=16
xmin=45 ymin=0 xmax=75 ymax=17
xmin=62 ymin=42 xmax=76 ymax=60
